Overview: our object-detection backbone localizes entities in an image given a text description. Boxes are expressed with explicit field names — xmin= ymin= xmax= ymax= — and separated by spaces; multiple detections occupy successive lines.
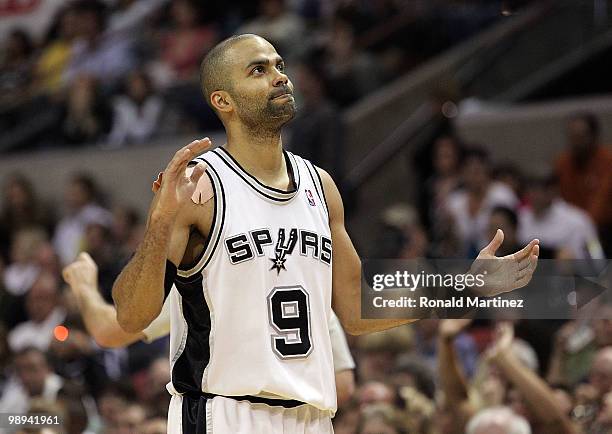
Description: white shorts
xmin=167 ymin=394 xmax=334 ymax=434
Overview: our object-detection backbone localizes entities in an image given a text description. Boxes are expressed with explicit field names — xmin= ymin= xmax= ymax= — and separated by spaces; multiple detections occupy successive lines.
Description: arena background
xmin=0 ymin=1 xmax=611 ymax=433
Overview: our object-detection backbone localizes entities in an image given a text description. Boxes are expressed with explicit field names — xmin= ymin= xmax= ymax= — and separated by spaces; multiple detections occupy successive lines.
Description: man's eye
xmin=277 ymin=63 xmax=285 ymax=72
xmin=252 ymin=66 xmax=265 ymax=74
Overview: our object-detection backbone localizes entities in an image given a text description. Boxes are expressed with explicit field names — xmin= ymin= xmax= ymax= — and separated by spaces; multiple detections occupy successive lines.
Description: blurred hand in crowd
xmin=439 ymin=319 xmax=473 ymax=341
xmin=62 ymin=252 xmax=98 ymax=302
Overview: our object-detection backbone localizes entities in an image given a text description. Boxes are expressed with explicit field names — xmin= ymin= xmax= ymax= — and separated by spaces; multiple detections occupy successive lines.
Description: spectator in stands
xmin=0 ymin=29 xmax=35 ymax=109
xmin=108 ymin=70 xmax=164 ymax=147
xmin=0 ymin=347 xmax=65 ymax=414
xmin=144 ymin=357 xmax=172 ymax=418
xmin=426 ymin=134 xmax=464 ymax=257
xmin=445 ymin=147 xmax=518 ymax=257
xmin=392 ymin=355 xmax=436 ymax=400
xmin=35 ymin=6 xmax=80 ymax=96
xmin=356 ymin=382 xmax=396 ymax=410
xmin=63 ymin=1 xmax=136 ymax=88
xmin=83 ymin=221 xmax=124 ymax=301
xmin=375 ymin=203 xmax=429 ymax=259
xmin=48 ymin=315 xmax=112 ymax=399
xmin=416 ymin=319 xmax=478 ymax=379
xmin=237 ymin=0 xmax=305 ymax=60
xmin=110 ymin=205 xmax=142 ymax=262
xmin=7 ymin=272 xmax=66 ymax=353
xmin=440 ymin=320 xmax=576 ymax=434
xmin=356 ymin=404 xmax=403 ymax=434
xmin=334 ymin=401 xmax=361 ymax=434
xmin=354 ymin=326 xmax=413 ymax=383
xmin=3 ymin=228 xmax=46 ymax=297
xmin=287 ymin=56 xmax=344 ymax=181
xmin=519 ymin=174 xmax=604 ymax=260
xmin=157 ymin=0 xmax=218 ymax=83
xmin=556 ymin=112 xmax=612 ymax=254
xmin=150 ymin=0 xmax=219 ymax=131
xmin=495 ymin=163 xmax=524 ymax=202
xmin=426 ymin=134 xmax=463 ymax=222
xmin=590 ymin=347 xmax=612 ymax=397
xmin=108 ymin=0 xmax=170 ymax=35
xmin=593 ymin=391 xmax=612 ymax=434
xmin=96 ymin=384 xmax=132 ymax=431
xmin=0 ymin=322 xmax=9 ymax=382
xmin=466 ymin=406 xmax=532 ymax=434
xmin=323 ymin=16 xmax=383 ymax=106
xmin=488 ymin=206 xmax=521 ymax=257
xmin=60 ymin=75 xmax=113 ymax=146
xmin=142 ymin=417 xmax=168 ymax=434
xmin=114 ymin=402 xmax=147 ymax=434
xmin=52 ymin=173 xmax=112 ymax=266
xmin=0 ymin=174 xmax=53 ymax=261
xmin=548 ymin=302 xmax=612 ymax=389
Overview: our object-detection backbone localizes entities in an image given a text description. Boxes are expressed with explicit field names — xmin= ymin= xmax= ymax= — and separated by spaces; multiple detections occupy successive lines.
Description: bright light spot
xmin=441 ymin=101 xmax=458 ymax=118
xmin=54 ymin=325 xmax=69 ymax=342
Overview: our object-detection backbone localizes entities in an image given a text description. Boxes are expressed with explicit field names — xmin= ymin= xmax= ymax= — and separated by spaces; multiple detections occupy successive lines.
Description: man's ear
xmin=211 ymin=90 xmax=232 ymax=113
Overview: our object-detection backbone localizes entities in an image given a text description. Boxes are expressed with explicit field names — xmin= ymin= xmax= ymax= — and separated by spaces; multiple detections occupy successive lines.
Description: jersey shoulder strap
xmin=176 ymin=151 xmax=227 ymax=279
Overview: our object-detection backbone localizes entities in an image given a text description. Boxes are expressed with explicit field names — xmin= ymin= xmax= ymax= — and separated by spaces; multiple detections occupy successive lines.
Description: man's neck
xmin=225 ymin=125 xmax=290 ymax=188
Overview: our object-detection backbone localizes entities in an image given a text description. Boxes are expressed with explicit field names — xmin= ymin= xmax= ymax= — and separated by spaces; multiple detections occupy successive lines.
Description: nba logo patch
xmin=306 ymin=189 xmax=316 ymax=206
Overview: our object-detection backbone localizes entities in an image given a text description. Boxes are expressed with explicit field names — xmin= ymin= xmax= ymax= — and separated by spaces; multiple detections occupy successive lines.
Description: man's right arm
xmin=112 ymin=139 xmax=211 ymax=332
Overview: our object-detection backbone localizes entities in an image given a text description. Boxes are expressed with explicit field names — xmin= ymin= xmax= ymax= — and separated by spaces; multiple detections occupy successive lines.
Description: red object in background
xmin=54 ymin=325 xmax=69 ymax=342
xmin=470 ymin=326 xmax=495 ymax=353
xmin=0 ymin=0 xmax=40 ymax=16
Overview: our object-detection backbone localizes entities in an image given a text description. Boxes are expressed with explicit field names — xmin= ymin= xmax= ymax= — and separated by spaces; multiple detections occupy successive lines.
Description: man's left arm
xmin=318 ymin=168 xmax=540 ymax=336
xmin=318 ymin=168 xmax=418 ymax=335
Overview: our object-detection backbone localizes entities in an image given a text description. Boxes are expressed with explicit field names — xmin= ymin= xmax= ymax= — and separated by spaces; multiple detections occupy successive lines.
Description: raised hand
xmin=486 ymin=321 xmax=515 ymax=362
xmin=152 ymin=165 xmax=213 ymax=206
xmin=152 ymin=138 xmax=211 ymax=219
xmin=62 ymin=252 xmax=99 ymax=297
xmin=439 ymin=318 xmax=473 ymax=340
xmin=469 ymin=229 xmax=539 ymax=296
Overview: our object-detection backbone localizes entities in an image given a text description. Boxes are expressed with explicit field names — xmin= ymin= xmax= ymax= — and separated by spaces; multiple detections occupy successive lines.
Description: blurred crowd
xmin=1 ymin=1 xmax=612 ymax=434
xmin=0 ymin=0 xmax=507 ymax=153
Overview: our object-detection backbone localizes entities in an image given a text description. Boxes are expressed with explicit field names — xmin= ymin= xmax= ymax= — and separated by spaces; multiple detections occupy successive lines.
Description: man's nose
xmin=272 ymin=70 xmax=288 ymax=87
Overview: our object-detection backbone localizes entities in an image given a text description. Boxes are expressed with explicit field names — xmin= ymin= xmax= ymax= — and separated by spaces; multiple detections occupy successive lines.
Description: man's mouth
xmin=270 ymin=90 xmax=293 ymax=100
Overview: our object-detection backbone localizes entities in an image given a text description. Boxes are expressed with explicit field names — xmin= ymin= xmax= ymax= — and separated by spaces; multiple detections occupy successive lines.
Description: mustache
xmin=269 ymin=86 xmax=293 ymax=100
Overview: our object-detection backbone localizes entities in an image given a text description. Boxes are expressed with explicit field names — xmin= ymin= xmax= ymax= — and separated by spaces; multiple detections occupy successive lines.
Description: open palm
xmin=469 ymin=229 xmax=539 ymax=296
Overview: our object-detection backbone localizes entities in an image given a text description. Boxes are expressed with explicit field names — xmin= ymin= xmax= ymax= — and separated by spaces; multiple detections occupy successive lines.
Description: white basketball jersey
xmin=166 ymin=147 xmax=336 ymax=413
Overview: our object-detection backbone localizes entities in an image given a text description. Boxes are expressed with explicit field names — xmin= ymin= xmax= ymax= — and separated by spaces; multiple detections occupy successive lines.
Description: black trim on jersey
xmin=217 ymin=146 xmax=298 ymax=194
xmin=200 ymin=161 xmax=226 ymax=271
xmin=171 ymin=273 xmax=212 ymax=396
xmin=181 ymin=394 xmax=208 ymax=434
xmin=177 ymin=171 xmax=215 ymax=273
xmin=177 ymin=159 xmax=227 ymax=277
xmin=185 ymin=391 xmax=307 ymax=409
xmin=213 ymin=147 xmax=300 ymax=202
xmin=303 ymin=160 xmax=328 ymax=217
xmin=164 ymin=260 xmax=177 ymax=300
xmin=312 ymin=162 xmax=329 ymax=215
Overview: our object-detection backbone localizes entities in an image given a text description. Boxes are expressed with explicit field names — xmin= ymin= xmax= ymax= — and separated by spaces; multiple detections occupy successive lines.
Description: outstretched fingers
xmin=165 ymin=138 xmax=212 ymax=179
xmin=512 ymin=239 xmax=539 ymax=263
xmin=516 ymin=246 xmax=539 ymax=285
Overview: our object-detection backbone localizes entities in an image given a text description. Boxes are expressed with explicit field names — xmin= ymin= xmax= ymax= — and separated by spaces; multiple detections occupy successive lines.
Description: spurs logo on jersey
xmin=224 ymin=228 xmax=332 ymax=273
xmin=167 ymin=147 xmax=337 ymax=415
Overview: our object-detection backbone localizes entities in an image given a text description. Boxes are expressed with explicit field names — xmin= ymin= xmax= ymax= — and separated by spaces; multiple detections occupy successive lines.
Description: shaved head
xmin=200 ymin=34 xmax=259 ymax=108
xmin=199 ymin=33 xmax=296 ymax=131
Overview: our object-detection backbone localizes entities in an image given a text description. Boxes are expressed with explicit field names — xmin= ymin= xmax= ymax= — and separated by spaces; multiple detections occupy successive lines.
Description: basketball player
xmin=111 ymin=34 xmax=539 ymax=433
xmin=61 ymin=252 xmax=356 ymax=407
